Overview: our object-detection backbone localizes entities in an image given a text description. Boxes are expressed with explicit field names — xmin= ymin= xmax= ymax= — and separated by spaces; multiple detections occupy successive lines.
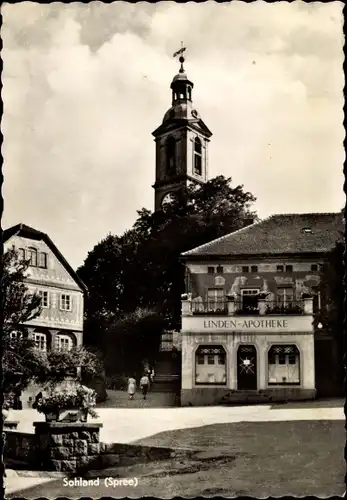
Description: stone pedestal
xmin=34 ymin=422 xmax=103 ymax=473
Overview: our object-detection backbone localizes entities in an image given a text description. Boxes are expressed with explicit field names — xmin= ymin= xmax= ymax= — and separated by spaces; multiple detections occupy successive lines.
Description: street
xmin=5 ymin=399 xmax=345 ymax=498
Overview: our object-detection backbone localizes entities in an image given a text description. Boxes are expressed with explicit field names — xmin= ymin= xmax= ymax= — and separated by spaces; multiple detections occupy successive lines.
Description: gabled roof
xmin=181 ymin=212 xmax=344 ymax=259
xmin=3 ymin=223 xmax=87 ymax=292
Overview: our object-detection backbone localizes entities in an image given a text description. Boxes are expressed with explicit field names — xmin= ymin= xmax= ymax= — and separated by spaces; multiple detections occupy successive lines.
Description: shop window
xmin=218 ymin=354 xmax=225 ymax=365
xmin=268 ymin=345 xmax=300 ymax=385
xmin=197 ymin=354 xmax=205 ymax=365
xmin=195 ymin=345 xmax=227 ymax=385
xmin=207 ymin=354 xmax=215 ymax=364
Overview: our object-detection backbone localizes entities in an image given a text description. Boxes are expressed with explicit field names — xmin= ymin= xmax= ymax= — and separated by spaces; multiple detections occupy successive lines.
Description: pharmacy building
xmin=179 ymin=212 xmax=343 ymax=406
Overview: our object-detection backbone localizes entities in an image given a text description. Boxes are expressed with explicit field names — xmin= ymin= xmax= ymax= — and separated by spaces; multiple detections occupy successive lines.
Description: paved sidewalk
xmin=5 ymin=469 xmax=61 ymax=495
xmin=7 ymin=398 xmax=344 ymax=444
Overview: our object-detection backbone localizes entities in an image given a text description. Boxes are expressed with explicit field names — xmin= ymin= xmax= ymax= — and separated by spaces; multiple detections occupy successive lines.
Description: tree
xmin=1 ymin=248 xmax=43 ymax=393
xmin=316 ymin=240 xmax=345 ymax=393
xmin=103 ymin=307 xmax=166 ymax=376
xmin=78 ymin=175 xmax=257 ymax=356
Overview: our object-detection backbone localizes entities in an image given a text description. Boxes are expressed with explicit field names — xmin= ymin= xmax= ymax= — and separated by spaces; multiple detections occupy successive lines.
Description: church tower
xmin=152 ymin=52 xmax=212 ymax=211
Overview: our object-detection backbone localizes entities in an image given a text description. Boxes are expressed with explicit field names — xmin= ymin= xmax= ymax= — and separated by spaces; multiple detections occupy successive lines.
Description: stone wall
xmin=4 ymin=425 xmax=194 ymax=473
xmin=34 ymin=422 xmax=103 ymax=472
xmin=4 ymin=430 xmax=37 ymax=465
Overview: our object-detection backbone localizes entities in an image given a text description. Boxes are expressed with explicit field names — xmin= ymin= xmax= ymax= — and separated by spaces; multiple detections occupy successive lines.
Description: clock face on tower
xmin=161 ymin=192 xmax=176 ymax=208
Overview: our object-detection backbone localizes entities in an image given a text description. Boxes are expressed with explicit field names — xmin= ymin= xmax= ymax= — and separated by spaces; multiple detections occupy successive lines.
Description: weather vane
xmin=173 ymin=42 xmax=186 ymax=73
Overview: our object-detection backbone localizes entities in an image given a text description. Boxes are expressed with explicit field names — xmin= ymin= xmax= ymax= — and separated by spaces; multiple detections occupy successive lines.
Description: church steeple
xmin=152 ymin=47 xmax=213 ymax=212
xmin=170 ymin=54 xmax=193 ymax=105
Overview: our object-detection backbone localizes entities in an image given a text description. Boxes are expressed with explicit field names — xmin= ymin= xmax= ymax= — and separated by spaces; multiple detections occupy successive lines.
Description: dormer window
xmin=28 ymin=247 xmax=38 ymax=267
xmin=194 ymin=137 xmax=202 ymax=176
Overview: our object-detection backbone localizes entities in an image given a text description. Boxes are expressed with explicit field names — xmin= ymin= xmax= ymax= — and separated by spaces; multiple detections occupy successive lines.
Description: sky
xmin=2 ymin=1 xmax=345 ymax=270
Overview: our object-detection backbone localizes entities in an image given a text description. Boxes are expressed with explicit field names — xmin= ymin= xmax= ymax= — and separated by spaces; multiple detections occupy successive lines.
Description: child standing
xmin=127 ymin=376 xmax=136 ymax=400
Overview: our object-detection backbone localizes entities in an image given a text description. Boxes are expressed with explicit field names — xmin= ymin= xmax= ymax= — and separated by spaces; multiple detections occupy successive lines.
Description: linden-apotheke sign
xmin=182 ymin=315 xmax=313 ymax=333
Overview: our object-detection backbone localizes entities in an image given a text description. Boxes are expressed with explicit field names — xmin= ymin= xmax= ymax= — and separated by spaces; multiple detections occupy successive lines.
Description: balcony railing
xmin=189 ymin=299 xmax=306 ymax=316
xmin=192 ymin=302 xmax=228 ymax=315
xmin=263 ymin=301 xmax=304 ymax=315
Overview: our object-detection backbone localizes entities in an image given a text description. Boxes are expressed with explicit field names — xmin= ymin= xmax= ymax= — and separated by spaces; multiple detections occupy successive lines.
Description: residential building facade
xmin=179 ymin=213 xmax=343 ymax=406
xmin=4 ymin=224 xmax=87 ymax=407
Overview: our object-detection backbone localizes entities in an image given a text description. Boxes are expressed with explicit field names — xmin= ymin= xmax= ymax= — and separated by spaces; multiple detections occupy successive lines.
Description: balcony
xmin=182 ymin=296 xmax=313 ymax=318
xmin=181 ymin=295 xmax=315 ymax=334
xmin=190 ymin=300 xmax=305 ymax=316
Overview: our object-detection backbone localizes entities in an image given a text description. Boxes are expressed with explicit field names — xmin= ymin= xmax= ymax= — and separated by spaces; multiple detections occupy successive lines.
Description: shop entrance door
xmin=237 ymin=345 xmax=257 ymax=390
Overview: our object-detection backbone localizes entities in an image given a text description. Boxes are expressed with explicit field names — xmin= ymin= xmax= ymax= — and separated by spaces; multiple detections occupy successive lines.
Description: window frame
xmin=251 ymin=265 xmax=258 ymax=273
xmin=242 ymin=266 xmax=249 ymax=273
xmin=33 ymin=332 xmax=47 ymax=351
xmin=60 ymin=294 xmax=72 ymax=312
xmin=56 ymin=334 xmax=73 ymax=352
xmin=193 ymin=137 xmax=202 ymax=176
xmin=166 ymin=135 xmax=176 ymax=175
xmin=18 ymin=248 xmax=26 ymax=261
xmin=276 ymin=287 xmax=294 ymax=306
xmin=207 ymin=288 xmax=226 ymax=312
xmin=207 ymin=266 xmax=215 ymax=274
xmin=28 ymin=247 xmax=38 ymax=267
xmin=195 ymin=345 xmax=227 ymax=386
xmin=38 ymin=290 xmax=49 ymax=308
xmin=268 ymin=345 xmax=300 ymax=386
xmin=39 ymin=252 xmax=48 ymax=269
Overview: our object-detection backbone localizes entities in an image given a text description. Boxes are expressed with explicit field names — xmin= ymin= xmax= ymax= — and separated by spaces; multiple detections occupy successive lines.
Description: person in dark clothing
xmin=140 ymin=374 xmax=150 ymax=400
